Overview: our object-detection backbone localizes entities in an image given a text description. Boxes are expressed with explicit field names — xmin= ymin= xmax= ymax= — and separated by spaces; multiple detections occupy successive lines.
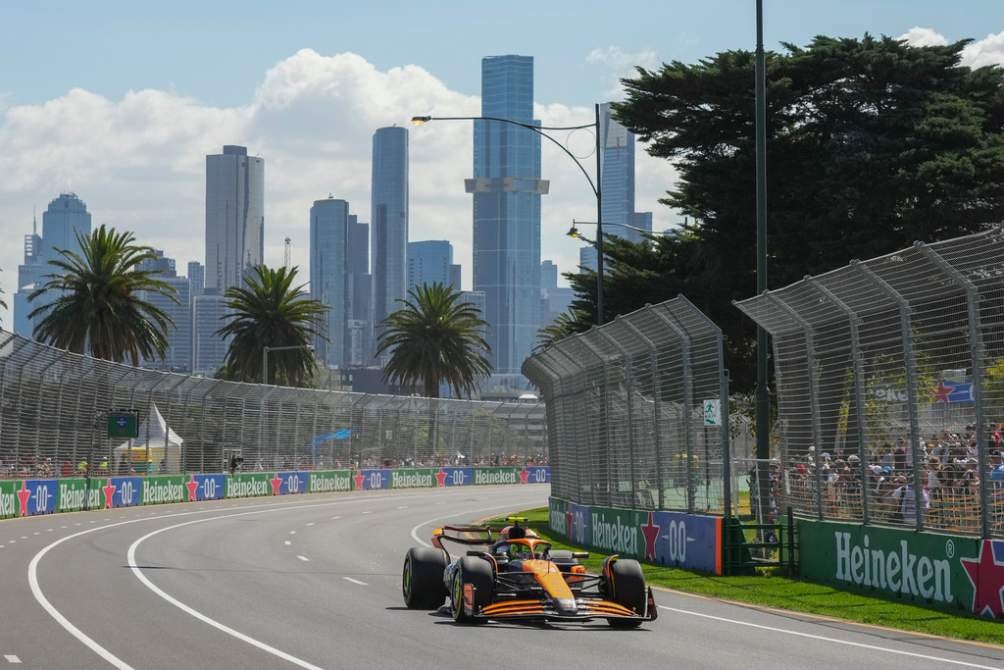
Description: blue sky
xmin=3 ymin=0 xmax=1000 ymax=108
xmin=0 ymin=1 xmax=1001 ymax=325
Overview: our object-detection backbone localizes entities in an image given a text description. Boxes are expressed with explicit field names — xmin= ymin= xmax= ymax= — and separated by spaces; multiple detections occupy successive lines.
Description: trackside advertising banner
xmin=0 ymin=465 xmax=549 ymax=520
xmin=547 ymin=497 xmax=724 ymax=575
xmin=799 ymin=519 xmax=1004 ymax=619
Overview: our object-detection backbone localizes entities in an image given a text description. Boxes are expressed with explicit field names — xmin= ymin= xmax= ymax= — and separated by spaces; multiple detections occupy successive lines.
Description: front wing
xmin=463 ymin=586 xmax=659 ymax=624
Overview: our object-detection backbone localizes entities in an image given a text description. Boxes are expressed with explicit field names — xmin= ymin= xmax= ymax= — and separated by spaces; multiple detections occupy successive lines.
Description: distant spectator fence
xmin=523 ymin=296 xmax=732 ymax=514
xmin=736 ymin=229 xmax=1004 ymax=538
xmin=0 ymin=329 xmax=546 ymax=478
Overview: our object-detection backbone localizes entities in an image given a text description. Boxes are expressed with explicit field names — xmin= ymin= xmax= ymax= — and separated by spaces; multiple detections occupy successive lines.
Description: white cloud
xmin=899 ymin=27 xmax=1004 ymax=68
xmin=0 ymin=49 xmax=677 ymax=324
xmin=585 ymin=46 xmax=660 ymax=98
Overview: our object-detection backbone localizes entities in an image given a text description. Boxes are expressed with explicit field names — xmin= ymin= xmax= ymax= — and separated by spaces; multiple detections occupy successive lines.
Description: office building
xmin=407 ymin=240 xmax=455 ymax=293
xmin=205 ymin=145 xmax=264 ymax=291
xmin=347 ymin=214 xmax=372 ymax=364
xmin=310 ymin=197 xmax=350 ymax=367
xmin=13 ymin=194 xmax=92 ymax=337
xmin=540 ymin=260 xmax=558 ymax=291
xmin=187 ymin=261 xmax=205 ymax=303
xmin=192 ymin=289 xmax=231 ymax=375
xmin=449 ymin=264 xmax=462 ymax=292
xmin=539 ymin=260 xmax=573 ymax=327
xmin=371 ymin=127 xmax=408 ymax=347
xmin=138 ymin=251 xmax=191 ymax=372
xmin=468 ymin=55 xmax=548 ymax=374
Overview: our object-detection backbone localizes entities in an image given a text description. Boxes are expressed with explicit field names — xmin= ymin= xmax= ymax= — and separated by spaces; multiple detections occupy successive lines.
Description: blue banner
xmin=21 ymin=478 xmax=58 ymax=516
xmin=651 ymin=510 xmax=722 ymax=574
xmin=353 ymin=469 xmax=390 ymax=490
xmin=190 ymin=474 xmax=226 ymax=501
xmin=276 ymin=471 xmax=309 ymax=495
xmin=109 ymin=476 xmax=143 ymax=508
xmin=437 ymin=467 xmax=473 ymax=487
xmin=524 ymin=467 xmax=550 ymax=484
xmin=933 ymin=381 xmax=974 ymax=403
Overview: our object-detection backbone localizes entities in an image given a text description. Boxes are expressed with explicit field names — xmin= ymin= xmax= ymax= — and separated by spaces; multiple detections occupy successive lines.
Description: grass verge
xmin=487 ymin=507 xmax=1004 ymax=646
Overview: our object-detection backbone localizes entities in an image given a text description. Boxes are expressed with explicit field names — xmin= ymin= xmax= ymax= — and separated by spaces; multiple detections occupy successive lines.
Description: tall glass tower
xmin=205 ymin=145 xmax=264 ymax=291
xmin=371 ymin=127 xmax=409 ymax=353
xmin=467 ymin=55 xmax=548 ymax=375
xmin=310 ymin=197 xmax=350 ymax=367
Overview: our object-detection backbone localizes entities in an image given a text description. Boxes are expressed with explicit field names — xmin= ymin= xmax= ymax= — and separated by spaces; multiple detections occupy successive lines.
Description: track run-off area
xmin=1 ymin=486 xmax=1003 ymax=669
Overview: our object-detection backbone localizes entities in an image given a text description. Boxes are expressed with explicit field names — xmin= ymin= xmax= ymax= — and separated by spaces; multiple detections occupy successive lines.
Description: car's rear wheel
xmin=451 ymin=556 xmax=493 ymax=624
xmin=605 ymin=559 xmax=646 ymax=628
xmin=402 ymin=547 xmax=447 ymax=609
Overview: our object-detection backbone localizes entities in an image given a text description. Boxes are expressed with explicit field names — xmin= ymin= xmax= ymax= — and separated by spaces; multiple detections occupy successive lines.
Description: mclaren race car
xmin=401 ymin=517 xmax=657 ymax=627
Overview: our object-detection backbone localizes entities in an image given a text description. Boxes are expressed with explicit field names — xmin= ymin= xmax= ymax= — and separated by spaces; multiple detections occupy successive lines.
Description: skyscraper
xmin=347 ymin=214 xmax=373 ymax=366
xmin=540 ymin=260 xmax=559 ymax=291
xmin=187 ymin=261 xmax=205 ymax=303
xmin=407 ymin=240 xmax=455 ymax=293
xmin=371 ymin=127 xmax=408 ymax=350
xmin=578 ymin=105 xmax=653 ymax=272
xmin=13 ymin=193 xmax=92 ymax=337
xmin=468 ymin=55 xmax=548 ymax=375
xmin=310 ymin=197 xmax=350 ymax=367
xmin=205 ymin=145 xmax=264 ymax=291
xmin=192 ymin=289 xmax=230 ymax=375
xmin=138 ymin=251 xmax=191 ymax=372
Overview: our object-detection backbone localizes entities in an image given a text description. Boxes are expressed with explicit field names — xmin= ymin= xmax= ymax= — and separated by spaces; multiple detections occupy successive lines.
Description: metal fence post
xmin=856 ymin=261 xmax=925 ymax=532
xmin=917 ymin=243 xmax=990 ymax=538
xmin=765 ymin=293 xmax=824 ymax=520
xmin=809 ymin=278 xmax=870 ymax=524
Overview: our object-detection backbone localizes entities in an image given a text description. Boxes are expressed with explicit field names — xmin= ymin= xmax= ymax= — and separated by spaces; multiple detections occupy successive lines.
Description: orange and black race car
xmin=401 ymin=517 xmax=657 ymax=627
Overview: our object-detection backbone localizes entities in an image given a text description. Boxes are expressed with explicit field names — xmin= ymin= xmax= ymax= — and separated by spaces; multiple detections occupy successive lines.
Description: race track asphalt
xmin=1 ymin=485 xmax=1003 ymax=669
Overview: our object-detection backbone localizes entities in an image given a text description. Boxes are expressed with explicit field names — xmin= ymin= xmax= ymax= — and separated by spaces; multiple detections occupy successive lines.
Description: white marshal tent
xmin=113 ymin=403 xmax=183 ymax=472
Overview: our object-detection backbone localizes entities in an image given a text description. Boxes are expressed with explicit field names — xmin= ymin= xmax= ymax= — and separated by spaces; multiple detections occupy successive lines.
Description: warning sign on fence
xmin=702 ymin=399 xmax=721 ymax=426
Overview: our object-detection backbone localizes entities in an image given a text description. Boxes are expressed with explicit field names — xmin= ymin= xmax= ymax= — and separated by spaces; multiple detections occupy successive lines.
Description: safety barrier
xmin=547 ymin=496 xmax=725 ymax=575
xmin=0 ymin=466 xmax=550 ymax=519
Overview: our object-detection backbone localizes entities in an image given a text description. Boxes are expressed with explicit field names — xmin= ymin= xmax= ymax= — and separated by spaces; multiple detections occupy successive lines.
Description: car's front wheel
xmin=402 ymin=547 xmax=447 ymax=609
xmin=451 ymin=556 xmax=493 ymax=624
xmin=605 ymin=559 xmax=646 ymax=628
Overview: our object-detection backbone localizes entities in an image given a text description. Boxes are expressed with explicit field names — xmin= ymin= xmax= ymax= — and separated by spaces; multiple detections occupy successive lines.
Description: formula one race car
xmin=401 ymin=517 xmax=657 ymax=627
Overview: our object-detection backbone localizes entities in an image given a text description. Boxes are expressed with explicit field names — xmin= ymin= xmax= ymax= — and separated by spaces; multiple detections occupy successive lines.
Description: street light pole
xmin=754 ymin=0 xmax=772 ymax=498
xmin=412 ymin=112 xmax=605 ymax=324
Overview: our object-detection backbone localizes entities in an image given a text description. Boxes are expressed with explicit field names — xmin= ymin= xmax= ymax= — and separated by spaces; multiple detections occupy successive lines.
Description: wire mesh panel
xmin=736 ymin=228 xmax=1004 ymax=538
xmin=523 ymin=296 xmax=731 ymax=513
xmin=0 ymin=329 xmax=546 ymax=478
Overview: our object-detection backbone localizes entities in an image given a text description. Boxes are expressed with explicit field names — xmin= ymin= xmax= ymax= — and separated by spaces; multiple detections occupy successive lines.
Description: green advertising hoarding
xmin=0 ymin=479 xmax=16 ymax=519
xmin=225 ymin=472 xmax=271 ymax=498
xmin=472 ymin=467 xmax=521 ymax=486
xmin=798 ymin=519 xmax=981 ymax=613
xmin=390 ymin=468 xmax=436 ymax=489
xmin=587 ymin=505 xmax=644 ymax=557
xmin=309 ymin=470 xmax=352 ymax=493
xmin=142 ymin=475 xmax=187 ymax=504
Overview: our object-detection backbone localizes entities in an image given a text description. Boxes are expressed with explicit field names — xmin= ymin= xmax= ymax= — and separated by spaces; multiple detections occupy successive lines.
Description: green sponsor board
xmin=390 ymin=468 xmax=436 ymax=489
xmin=589 ymin=505 xmax=643 ymax=558
xmin=798 ymin=519 xmax=978 ymax=611
xmin=0 ymin=479 xmax=16 ymax=519
xmin=472 ymin=467 xmax=520 ymax=486
xmin=548 ymin=497 xmax=567 ymax=536
xmin=142 ymin=475 xmax=187 ymax=504
xmin=226 ymin=472 xmax=272 ymax=498
xmin=57 ymin=478 xmax=87 ymax=512
xmin=309 ymin=470 xmax=352 ymax=493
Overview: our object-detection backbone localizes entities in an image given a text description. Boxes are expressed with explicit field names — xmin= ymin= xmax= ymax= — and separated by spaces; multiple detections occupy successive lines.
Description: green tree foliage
xmin=217 ymin=265 xmax=326 ymax=387
xmin=376 ymin=283 xmax=492 ymax=398
xmin=559 ymin=35 xmax=1004 ymax=392
xmin=28 ymin=225 xmax=177 ymax=364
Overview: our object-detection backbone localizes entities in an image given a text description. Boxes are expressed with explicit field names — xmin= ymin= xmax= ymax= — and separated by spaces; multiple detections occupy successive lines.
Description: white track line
xmin=30 ymin=494 xmax=407 ymax=670
xmin=296 ymin=555 xmax=310 ymax=562
xmin=4 ymin=655 xmax=21 ymax=664
xmin=283 ymin=540 xmax=292 ymax=546
xmin=657 ymin=606 xmax=1003 ymax=670
xmin=305 ymin=522 xmax=315 ymax=527
xmin=342 ymin=577 xmax=367 ymax=586
xmin=329 ymin=516 xmax=341 ymax=521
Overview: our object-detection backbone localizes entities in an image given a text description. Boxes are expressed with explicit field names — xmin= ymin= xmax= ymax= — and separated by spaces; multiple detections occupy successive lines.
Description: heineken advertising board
xmin=798 ymin=519 xmax=1004 ymax=618
xmin=0 ymin=479 xmax=17 ymax=519
xmin=225 ymin=472 xmax=271 ymax=498
xmin=547 ymin=497 xmax=724 ymax=575
xmin=350 ymin=466 xmax=551 ymax=490
xmin=309 ymin=470 xmax=352 ymax=493
xmin=142 ymin=476 xmax=187 ymax=505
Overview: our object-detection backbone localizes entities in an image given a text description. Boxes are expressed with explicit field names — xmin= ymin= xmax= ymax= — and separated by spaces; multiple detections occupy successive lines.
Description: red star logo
xmin=518 ymin=468 xmax=529 ymax=485
xmin=962 ymin=540 xmax=1004 ymax=618
xmin=640 ymin=511 xmax=660 ymax=562
xmin=102 ymin=479 xmax=117 ymax=509
xmin=353 ymin=471 xmax=365 ymax=490
xmin=16 ymin=481 xmax=31 ymax=517
xmin=435 ymin=469 xmax=448 ymax=487
xmin=932 ymin=381 xmax=953 ymax=404
xmin=186 ymin=477 xmax=199 ymax=501
xmin=269 ymin=475 xmax=283 ymax=496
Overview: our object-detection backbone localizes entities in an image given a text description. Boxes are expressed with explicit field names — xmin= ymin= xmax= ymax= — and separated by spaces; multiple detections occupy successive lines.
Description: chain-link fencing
xmin=735 ymin=228 xmax=1004 ymax=538
xmin=523 ymin=296 xmax=733 ymax=514
xmin=0 ymin=329 xmax=547 ymax=478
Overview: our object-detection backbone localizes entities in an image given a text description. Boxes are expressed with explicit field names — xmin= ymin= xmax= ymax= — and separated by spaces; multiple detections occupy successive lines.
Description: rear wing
xmin=432 ymin=524 xmax=496 ymax=549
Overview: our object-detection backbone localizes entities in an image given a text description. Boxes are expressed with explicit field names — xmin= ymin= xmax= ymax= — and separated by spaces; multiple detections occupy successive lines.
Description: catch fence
xmin=0 ymin=329 xmax=546 ymax=478
xmin=735 ymin=229 xmax=1004 ymax=538
xmin=523 ymin=296 xmax=732 ymax=513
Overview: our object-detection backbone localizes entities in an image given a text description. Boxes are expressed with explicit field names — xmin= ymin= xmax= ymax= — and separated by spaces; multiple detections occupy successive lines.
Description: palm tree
xmin=376 ymin=283 xmax=491 ymax=398
xmin=534 ymin=308 xmax=587 ymax=353
xmin=217 ymin=264 xmax=326 ymax=387
xmin=28 ymin=225 xmax=177 ymax=364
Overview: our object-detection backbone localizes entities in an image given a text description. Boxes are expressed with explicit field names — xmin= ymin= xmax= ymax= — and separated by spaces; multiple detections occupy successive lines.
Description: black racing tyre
xmin=605 ymin=559 xmax=646 ymax=628
xmin=451 ymin=556 xmax=493 ymax=624
xmin=402 ymin=547 xmax=447 ymax=609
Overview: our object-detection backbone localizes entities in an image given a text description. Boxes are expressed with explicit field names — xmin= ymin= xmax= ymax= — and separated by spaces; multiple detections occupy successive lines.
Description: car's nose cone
xmin=554 ymin=598 xmax=577 ymax=614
